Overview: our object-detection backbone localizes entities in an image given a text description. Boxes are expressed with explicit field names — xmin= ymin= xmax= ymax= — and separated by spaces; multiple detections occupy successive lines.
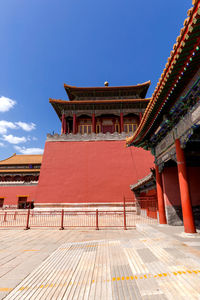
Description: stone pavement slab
xmin=0 ymin=227 xmax=200 ymax=299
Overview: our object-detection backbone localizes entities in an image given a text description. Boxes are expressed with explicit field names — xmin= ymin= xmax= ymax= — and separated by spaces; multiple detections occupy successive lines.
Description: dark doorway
xmin=18 ymin=197 xmax=28 ymax=209
xmin=0 ymin=198 xmax=4 ymax=208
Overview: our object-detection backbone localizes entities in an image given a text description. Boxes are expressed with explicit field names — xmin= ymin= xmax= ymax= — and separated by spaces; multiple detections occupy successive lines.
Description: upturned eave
xmin=64 ymin=81 xmax=151 ymax=100
xmin=126 ymin=1 xmax=200 ymax=148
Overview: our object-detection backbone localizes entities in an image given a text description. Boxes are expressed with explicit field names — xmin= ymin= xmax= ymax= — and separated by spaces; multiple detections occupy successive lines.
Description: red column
xmin=73 ymin=113 xmax=77 ymax=134
xmin=139 ymin=112 xmax=143 ymax=123
xmin=61 ymin=114 xmax=65 ymax=134
xmin=155 ymin=164 xmax=167 ymax=224
xmin=92 ymin=113 xmax=96 ymax=133
xmin=175 ymin=139 xmax=196 ymax=233
xmin=63 ymin=117 xmax=67 ymax=134
xmin=120 ymin=112 xmax=124 ymax=133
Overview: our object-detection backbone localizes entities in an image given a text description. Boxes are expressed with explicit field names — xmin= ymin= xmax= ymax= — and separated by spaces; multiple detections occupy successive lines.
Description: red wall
xmin=0 ymin=185 xmax=37 ymax=207
xmin=162 ymin=167 xmax=181 ymax=207
xmin=35 ymin=140 xmax=154 ymax=204
xmin=162 ymin=166 xmax=200 ymax=207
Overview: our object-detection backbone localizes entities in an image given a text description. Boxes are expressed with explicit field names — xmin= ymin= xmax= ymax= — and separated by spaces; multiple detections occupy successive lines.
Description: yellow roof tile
xmin=0 ymin=154 xmax=42 ymax=165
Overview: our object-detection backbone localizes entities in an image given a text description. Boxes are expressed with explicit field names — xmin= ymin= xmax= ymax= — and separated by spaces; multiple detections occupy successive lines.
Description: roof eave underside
xmin=50 ymin=98 xmax=150 ymax=119
xmin=127 ymin=1 xmax=200 ymax=147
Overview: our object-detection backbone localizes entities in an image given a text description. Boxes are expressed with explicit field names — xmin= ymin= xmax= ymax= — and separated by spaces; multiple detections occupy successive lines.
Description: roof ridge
xmin=64 ymin=81 xmax=151 ymax=89
xmin=0 ymin=153 xmax=16 ymax=163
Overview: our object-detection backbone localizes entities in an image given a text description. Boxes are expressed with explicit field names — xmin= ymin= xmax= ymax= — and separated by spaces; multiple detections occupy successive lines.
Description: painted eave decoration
xmin=49 ymin=97 xmax=151 ymax=120
xmin=126 ymin=0 xmax=200 ymax=148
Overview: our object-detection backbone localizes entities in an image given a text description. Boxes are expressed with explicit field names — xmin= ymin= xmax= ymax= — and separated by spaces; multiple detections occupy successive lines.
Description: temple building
xmin=127 ymin=0 xmax=200 ymax=233
xmin=0 ymin=154 xmax=42 ymax=209
xmin=0 ymin=82 xmax=154 ymax=209
xmin=3 ymin=2 xmax=199 ymax=211
xmin=34 ymin=81 xmax=154 ymax=208
xmin=50 ymin=81 xmax=150 ymax=136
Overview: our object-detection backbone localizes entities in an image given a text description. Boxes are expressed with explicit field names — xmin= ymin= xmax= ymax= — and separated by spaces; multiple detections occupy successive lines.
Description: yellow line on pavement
xmin=1 ymin=269 xmax=200 ymax=293
xmin=0 ymin=288 xmax=13 ymax=292
xmin=17 ymin=269 xmax=199 ymax=290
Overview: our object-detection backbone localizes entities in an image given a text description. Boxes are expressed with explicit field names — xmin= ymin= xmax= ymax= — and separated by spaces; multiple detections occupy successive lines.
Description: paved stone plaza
xmin=0 ymin=225 xmax=200 ymax=299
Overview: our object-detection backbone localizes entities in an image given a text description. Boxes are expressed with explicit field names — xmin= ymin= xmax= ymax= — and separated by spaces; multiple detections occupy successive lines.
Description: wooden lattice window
xmin=78 ymin=125 xmax=92 ymax=134
xmin=96 ymin=124 xmax=101 ymax=133
xmin=124 ymin=123 xmax=137 ymax=133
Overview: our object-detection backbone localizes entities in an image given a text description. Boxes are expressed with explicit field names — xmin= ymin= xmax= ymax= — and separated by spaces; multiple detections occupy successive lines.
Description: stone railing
xmin=0 ymin=181 xmax=38 ymax=186
xmin=47 ymin=132 xmax=134 ymax=142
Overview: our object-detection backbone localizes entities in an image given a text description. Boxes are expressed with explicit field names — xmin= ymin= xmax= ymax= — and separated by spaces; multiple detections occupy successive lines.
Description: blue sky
xmin=0 ymin=0 xmax=192 ymax=159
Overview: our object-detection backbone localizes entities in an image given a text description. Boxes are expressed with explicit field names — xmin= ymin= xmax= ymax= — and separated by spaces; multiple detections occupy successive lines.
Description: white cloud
xmin=3 ymin=134 xmax=27 ymax=144
xmin=0 ymin=142 xmax=4 ymax=147
xmin=0 ymin=96 xmax=16 ymax=112
xmin=14 ymin=146 xmax=43 ymax=154
xmin=16 ymin=121 xmax=36 ymax=131
xmin=0 ymin=120 xmax=17 ymax=134
xmin=0 ymin=120 xmax=36 ymax=135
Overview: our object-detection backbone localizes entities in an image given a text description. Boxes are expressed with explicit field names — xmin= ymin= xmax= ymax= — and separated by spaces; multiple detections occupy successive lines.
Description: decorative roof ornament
xmin=104 ymin=81 xmax=109 ymax=87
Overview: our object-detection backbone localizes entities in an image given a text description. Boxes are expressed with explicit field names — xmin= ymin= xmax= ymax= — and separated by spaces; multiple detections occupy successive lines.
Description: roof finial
xmin=104 ymin=81 xmax=109 ymax=87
